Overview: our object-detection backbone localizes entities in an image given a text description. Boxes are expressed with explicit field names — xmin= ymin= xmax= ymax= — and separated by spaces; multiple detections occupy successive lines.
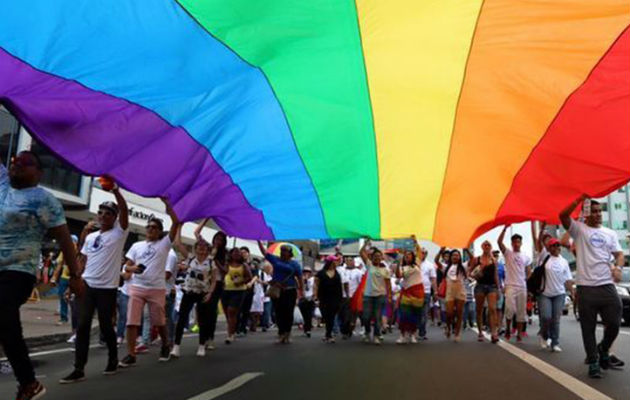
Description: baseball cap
xmin=99 ymin=201 xmax=119 ymax=215
xmin=325 ymin=255 xmax=341 ymax=262
xmin=548 ymin=238 xmax=561 ymax=246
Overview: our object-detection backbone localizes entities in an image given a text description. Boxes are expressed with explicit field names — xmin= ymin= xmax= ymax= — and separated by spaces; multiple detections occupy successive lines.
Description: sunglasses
xmin=551 ymin=243 xmax=561 ymax=247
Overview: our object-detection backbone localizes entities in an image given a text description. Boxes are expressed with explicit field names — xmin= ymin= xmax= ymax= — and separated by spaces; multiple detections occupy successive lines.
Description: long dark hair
xmin=323 ymin=259 xmax=336 ymax=271
xmin=448 ymin=249 xmax=466 ymax=277
xmin=402 ymin=250 xmax=416 ymax=267
xmin=212 ymin=231 xmax=227 ymax=266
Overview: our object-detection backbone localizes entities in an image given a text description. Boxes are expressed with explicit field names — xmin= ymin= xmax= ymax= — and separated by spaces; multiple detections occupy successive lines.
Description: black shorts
xmin=221 ymin=290 xmax=246 ymax=309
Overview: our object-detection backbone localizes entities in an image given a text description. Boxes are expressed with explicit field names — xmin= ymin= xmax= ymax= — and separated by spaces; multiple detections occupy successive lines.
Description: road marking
xmin=0 ymin=331 xmax=229 ymax=361
xmin=596 ymin=326 xmax=630 ymax=336
xmin=186 ymin=372 xmax=264 ymax=400
xmin=474 ymin=329 xmax=613 ymax=400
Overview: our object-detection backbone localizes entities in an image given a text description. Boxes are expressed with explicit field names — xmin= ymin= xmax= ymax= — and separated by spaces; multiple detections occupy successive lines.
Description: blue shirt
xmin=265 ymin=254 xmax=302 ymax=288
xmin=0 ymin=165 xmax=66 ymax=276
xmin=497 ymin=261 xmax=506 ymax=285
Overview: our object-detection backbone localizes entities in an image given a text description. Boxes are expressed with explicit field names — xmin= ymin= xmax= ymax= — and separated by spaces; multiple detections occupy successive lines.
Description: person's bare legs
xmin=445 ymin=300 xmax=455 ymax=338
xmin=454 ymin=300 xmax=465 ymax=337
xmin=487 ymin=292 xmax=499 ymax=340
xmin=475 ymin=293 xmax=486 ymax=340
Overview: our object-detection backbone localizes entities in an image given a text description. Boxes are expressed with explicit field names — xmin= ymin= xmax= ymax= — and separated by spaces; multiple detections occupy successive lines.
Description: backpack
xmin=527 ymin=255 xmax=550 ymax=296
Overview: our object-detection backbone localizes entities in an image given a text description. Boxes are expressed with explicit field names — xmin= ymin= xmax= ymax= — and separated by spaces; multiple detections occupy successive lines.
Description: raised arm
xmin=257 ymin=240 xmax=267 ymax=257
xmin=162 ymin=197 xmax=180 ymax=242
xmin=497 ymin=225 xmax=509 ymax=254
xmin=111 ymin=182 xmax=129 ymax=230
xmin=560 ymin=194 xmax=587 ymax=230
xmin=434 ymin=247 xmax=445 ymax=270
xmin=195 ymin=218 xmax=210 ymax=242
xmin=173 ymin=224 xmax=189 ymax=259
xmin=359 ymin=239 xmax=371 ymax=265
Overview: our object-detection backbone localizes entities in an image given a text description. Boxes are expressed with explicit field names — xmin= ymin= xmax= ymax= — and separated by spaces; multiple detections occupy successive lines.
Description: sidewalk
xmin=19 ymin=297 xmax=79 ymax=349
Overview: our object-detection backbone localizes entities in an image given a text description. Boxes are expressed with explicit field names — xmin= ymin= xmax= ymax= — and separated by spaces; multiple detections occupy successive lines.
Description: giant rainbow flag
xmin=1 ymin=1 xmax=629 ymax=245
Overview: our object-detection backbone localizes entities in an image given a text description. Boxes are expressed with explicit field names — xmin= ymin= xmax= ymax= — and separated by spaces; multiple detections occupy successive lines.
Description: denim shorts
xmin=474 ymin=283 xmax=498 ymax=296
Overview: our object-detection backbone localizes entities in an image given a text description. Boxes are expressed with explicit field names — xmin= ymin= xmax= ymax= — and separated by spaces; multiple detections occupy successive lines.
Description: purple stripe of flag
xmin=0 ymin=47 xmax=274 ymax=239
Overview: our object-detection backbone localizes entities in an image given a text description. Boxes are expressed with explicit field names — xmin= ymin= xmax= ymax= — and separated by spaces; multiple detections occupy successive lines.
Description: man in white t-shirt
xmin=118 ymin=200 xmax=179 ymax=367
xmin=498 ymin=225 xmax=531 ymax=342
xmin=417 ymin=244 xmax=437 ymax=340
xmin=560 ymin=196 xmax=624 ymax=379
xmin=60 ymin=180 xmax=129 ymax=383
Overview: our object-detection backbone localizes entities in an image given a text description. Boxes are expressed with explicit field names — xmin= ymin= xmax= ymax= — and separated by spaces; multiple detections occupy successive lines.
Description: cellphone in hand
xmin=135 ymin=264 xmax=147 ymax=274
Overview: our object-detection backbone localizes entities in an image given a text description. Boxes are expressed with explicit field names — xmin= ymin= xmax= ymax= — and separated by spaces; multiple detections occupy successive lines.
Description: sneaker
xmin=134 ymin=343 xmax=149 ymax=354
xmin=225 ymin=335 xmax=234 ymax=345
xmin=516 ymin=335 xmax=523 ymax=343
xmin=363 ymin=336 xmax=371 ymax=344
xmin=373 ymin=337 xmax=382 ymax=345
xmin=410 ymin=335 xmax=418 ymax=344
xmin=588 ymin=363 xmax=603 ymax=379
xmin=504 ymin=332 xmax=511 ymax=341
xmin=609 ymin=355 xmax=625 ymax=370
xmin=306 ymin=332 xmax=311 ymax=338
xmin=378 ymin=335 xmax=384 ymax=341
xmin=538 ymin=335 xmax=548 ymax=350
xmin=118 ymin=354 xmax=136 ymax=368
xmin=396 ymin=335 xmax=406 ymax=345
xmin=170 ymin=344 xmax=180 ymax=358
xmin=191 ymin=324 xmax=199 ymax=333
xmin=159 ymin=346 xmax=171 ymax=362
xmin=454 ymin=335 xmax=461 ymax=343
xmin=598 ymin=344 xmax=610 ymax=370
xmin=196 ymin=345 xmax=206 ymax=357
xmin=17 ymin=380 xmax=46 ymax=400
xmin=103 ymin=360 xmax=118 ymax=375
xmin=59 ymin=370 xmax=85 ymax=384
xmin=328 ymin=337 xmax=336 ymax=344
xmin=66 ymin=334 xmax=76 ymax=344
xmin=551 ymin=345 xmax=562 ymax=353
xmin=205 ymin=341 xmax=215 ymax=350
xmin=116 ymin=337 xmax=123 ymax=346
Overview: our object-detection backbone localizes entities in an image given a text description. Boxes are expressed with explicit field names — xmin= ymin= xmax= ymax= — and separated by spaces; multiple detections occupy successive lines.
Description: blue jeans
xmin=538 ymin=294 xmax=565 ymax=347
xmin=417 ymin=294 xmax=430 ymax=337
xmin=262 ymin=301 xmax=272 ymax=328
xmin=165 ymin=293 xmax=175 ymax=343
xmin=463 ymin=301 xmax=476 ymax=328
xmin=57 ymin=278 xmax=69 ymax=322
xmin=116 ymin=292 xmax=129 ymax=339
xmin=362 ymin=295 xmax=386 ymax=336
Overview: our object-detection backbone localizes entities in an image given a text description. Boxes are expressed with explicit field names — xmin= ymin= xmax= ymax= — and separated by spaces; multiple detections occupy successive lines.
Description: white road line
xmin=596 ymin=326 xmax=630 ymax=336
xmin=474 ymin=329 xmax=613 ymax=400
xmin=186 ymin=372 xmax=264 ymax=400
xmin=0 ymin=331 xmax=229 ymax=361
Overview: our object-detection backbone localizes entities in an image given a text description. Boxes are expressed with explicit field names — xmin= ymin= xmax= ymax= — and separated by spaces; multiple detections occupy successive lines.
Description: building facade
xmin=1 ymin=107 xmax=261 ymax=256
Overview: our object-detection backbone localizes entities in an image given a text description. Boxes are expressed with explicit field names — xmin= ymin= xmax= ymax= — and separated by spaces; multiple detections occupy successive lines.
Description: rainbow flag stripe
xmin=1 ymin=1 xmax=628 ymax=244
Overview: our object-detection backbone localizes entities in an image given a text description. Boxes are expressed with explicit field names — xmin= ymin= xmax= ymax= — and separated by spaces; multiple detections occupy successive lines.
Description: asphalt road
xmin=1 ymin=316 xmax=628 ymax=400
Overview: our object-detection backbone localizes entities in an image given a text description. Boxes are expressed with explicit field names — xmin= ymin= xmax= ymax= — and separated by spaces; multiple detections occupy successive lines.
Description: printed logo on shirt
xmin=86 ymin=234 xmax=104 ymax=253
xmin=589 ymin=232 xmax=607 ymax=249
xmin=140 ymin=245 xmax=157 ymax=261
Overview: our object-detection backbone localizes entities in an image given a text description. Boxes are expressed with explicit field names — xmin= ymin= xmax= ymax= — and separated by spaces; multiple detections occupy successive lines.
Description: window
xmin=618 ymin=186 xmax=627 ymax=193
xmin=0 ymin=108 xmax=19 ymax=168
xmin=613 ymin=220 xmax=628 ymax=230
xmin=29 ymin=139 xmax=83 ymax=196
xmin=602 ymin=203 xmax=608 ymax=212
xmin=613 ymin=203 xmax=627 ymax=211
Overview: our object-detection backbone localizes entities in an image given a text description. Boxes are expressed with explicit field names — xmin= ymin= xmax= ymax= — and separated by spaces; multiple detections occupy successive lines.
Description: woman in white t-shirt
xmin=538 ymin=238 xmax=574 ymax=352
xmin=171 ymin=226 xmax=213 ymax=358
xmin=436 ymin=248 xmax=468 ymax=342
xmin=395 ymin=251 xmax=424 ymax=344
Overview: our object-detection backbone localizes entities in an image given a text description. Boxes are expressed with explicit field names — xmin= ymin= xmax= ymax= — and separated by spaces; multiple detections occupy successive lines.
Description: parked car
xmin=571 ymin=268 xmax=630 ymax=326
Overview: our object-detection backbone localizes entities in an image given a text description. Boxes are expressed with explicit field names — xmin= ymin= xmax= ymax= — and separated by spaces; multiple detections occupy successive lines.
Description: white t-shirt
xmin=126 ymin=235 xmax=172 ymax=290
xmin=503 ymin=249 xmax=531 ymax=288
xmin=542 ymin=255 xmax=572 ymax=297
xmin=165 ymin=249 xmax=178 ymax=293
xmin=81 ymin=222 xmax=128 ymax=289
xmin=120 ymin=264 xmax=131 ymax=295
xmin=420 ymin=261 xmax=437 ymax=294
xmin=337 ymin=266 xmax=350 ymax=298
xmin=303 ymin=276 xmax=315 ymax=300
xmin=569 ymin=220 xmax=621 ymax=286
xmin=262 ymin=271 xmax=273 ymax=302
xmin=181 ymin=255 xmax=211 ymax=294
xmin=400 ymin=265 xmax=423 ymax=289
xmin=345 ymin=268 xmax=364 ymax=297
